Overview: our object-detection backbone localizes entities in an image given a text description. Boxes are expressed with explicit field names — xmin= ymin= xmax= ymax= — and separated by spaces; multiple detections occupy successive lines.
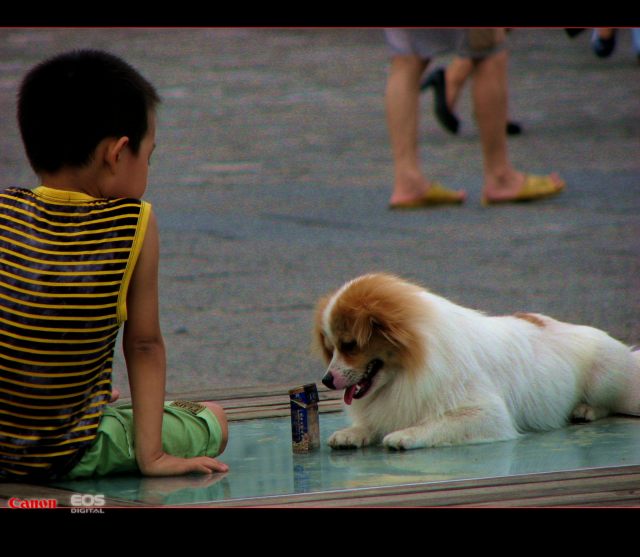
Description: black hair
xmin=17 ymin=49 xmax=161 ymax=174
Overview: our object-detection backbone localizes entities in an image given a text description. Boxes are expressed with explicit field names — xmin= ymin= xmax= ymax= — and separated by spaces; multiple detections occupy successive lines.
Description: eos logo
xmin=70 ymin=493 xmax=105 ymax=507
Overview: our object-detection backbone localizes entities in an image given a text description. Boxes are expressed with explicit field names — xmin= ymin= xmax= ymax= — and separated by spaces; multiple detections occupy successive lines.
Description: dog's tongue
xmin=344 ymin=385 xmax=357 ymax=405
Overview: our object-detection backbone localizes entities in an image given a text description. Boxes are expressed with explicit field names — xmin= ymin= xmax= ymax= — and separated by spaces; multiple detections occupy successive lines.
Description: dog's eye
xmin=340 ymin=340 xmax=358 ymax=354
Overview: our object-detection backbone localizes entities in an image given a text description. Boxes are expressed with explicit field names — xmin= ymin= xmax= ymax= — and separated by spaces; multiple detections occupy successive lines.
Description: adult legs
xmin=385 ymin=54 xmax=466 ymax=206
xmin=472 ymin=50 xmax=564 ymax=202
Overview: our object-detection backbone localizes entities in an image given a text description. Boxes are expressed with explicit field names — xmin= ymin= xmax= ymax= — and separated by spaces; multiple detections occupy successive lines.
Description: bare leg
xmin=445 ymin=56 xmax=473 ymax=113
xmin=386 ymin=55 xmax=466 ymax=206
xmin=472 ymin=50 xmax=563 ymax=202
xmin=473 ymin=50 xmax=521 ymax=196
xmin=446 ymin=55 xmax=520 ymax=134
xmin=201 ymin=401 xmax=229 ymax=454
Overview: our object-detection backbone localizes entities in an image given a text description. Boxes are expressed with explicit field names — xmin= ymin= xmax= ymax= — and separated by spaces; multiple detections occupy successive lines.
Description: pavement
xmin=0 ymin=28 xmax=638 ymax=399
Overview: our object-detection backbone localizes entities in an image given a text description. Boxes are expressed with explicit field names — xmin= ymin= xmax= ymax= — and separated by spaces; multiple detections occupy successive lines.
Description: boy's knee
xmin=202 ymin=401 xmax=229 ymax=454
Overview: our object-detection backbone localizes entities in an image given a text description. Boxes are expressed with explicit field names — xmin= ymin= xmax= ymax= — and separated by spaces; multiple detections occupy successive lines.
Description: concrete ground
xmin=0 ymin=28 xmax=638 ymax=398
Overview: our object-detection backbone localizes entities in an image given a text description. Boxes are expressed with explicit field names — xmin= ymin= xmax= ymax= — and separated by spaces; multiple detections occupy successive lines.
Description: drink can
xmin=288 ymin=383 xmax=320 ymax=453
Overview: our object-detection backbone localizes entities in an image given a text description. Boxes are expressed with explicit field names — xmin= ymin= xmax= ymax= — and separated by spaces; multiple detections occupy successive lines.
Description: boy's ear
xmin=104 ymin=136 xmax=130 ymax=172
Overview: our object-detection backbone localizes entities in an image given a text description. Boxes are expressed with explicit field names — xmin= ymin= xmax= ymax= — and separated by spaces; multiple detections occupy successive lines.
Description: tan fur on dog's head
xmin=314 ymin=274 xmax=432 ymax=376
xmin=313 ymin=294 xmax=334 ymax=363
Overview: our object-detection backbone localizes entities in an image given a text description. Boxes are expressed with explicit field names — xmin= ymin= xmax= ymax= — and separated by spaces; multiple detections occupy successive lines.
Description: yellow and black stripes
xmin=0 ymin=186 xmax=149 ymax=480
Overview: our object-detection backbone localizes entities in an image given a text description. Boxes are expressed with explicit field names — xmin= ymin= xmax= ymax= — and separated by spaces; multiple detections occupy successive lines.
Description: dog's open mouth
xmin=344 ymin=359 xmax=383 ymax=405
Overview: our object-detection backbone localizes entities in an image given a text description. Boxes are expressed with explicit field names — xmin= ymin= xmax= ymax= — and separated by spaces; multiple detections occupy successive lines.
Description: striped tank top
xmin=0 ymin=186 xmax=150 ymax=480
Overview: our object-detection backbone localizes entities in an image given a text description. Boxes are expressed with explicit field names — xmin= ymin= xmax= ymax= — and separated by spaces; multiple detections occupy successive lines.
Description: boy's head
xmin=18 ymin=49 xmax=160 ymax=174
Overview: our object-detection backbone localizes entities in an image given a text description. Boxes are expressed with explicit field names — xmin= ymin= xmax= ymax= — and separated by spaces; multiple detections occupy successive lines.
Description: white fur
xmin=321 ymin=275 xmax=640 ymax=451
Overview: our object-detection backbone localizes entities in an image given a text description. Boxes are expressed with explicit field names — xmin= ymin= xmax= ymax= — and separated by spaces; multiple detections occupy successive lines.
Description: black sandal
xmin=421 ymin=67 xmax=523 ymax=136
xmin=420 ymin=67 xmax=460 ymax=134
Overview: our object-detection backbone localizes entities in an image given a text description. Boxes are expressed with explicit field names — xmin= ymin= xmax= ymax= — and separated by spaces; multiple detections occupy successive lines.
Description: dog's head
xmin=314 ymin=273 xmax=431 ymax=405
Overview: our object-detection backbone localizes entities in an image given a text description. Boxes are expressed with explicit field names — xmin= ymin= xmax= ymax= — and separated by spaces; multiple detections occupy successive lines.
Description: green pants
xmin=65 ymin=401 xmax=224 ymax=479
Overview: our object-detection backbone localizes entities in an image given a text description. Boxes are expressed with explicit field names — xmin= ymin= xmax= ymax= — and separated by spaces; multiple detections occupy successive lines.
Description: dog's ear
xmin=316 ymin=331 xmax=333 ymax=363
xmin=367 ymin=312 xmax=405 ymax=349
xmin=345 ymin=278 xmax=408 ymax=348
xmin=351 ymin=311 xmax=376 ymax=348
xmin=312 ymin=295 xmax=333 ymax=362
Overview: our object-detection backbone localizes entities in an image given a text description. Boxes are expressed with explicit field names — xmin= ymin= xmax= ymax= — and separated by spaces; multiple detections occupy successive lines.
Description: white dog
xmin=314 ymin=273 xmax=640 ymax=450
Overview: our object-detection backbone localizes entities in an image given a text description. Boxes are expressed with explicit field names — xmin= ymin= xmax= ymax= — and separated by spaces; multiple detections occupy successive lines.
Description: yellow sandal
xmin=482 ymin=174 xmax=566 ymax=206
xmin=389 ymin=182 xmax=466 ymax=210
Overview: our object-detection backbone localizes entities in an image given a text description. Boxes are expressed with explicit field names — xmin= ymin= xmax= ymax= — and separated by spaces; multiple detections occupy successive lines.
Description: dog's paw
xmin=328 ymin=427 xmax=371 ymax=449
xmin=382 ymin=430 xmax=421 ymax=450
xmin=571 ymin=403 xmax=609 ymax=423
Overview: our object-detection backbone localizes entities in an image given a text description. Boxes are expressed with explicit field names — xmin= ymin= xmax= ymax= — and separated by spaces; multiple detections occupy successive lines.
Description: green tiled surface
xmin=53 ymin=413 xmax=640 ymax=506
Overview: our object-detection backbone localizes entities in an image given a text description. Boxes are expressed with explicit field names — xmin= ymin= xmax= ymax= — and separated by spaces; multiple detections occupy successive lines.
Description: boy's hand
xmin=140 ymin=452 xmax=229 ymax=477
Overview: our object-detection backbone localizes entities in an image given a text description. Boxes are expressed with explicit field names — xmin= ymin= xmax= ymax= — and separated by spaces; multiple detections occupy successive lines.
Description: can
xmin=288 ymin=383 xmax=320 ymax=453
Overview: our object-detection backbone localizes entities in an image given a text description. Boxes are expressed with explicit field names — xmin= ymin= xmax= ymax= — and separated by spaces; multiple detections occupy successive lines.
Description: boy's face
xmin=110 ymin=111 xmax=156 ymax=200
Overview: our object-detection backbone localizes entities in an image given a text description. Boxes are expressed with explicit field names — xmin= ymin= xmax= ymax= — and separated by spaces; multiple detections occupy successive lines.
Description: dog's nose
xmin=321 ymin=371 xmax=335 ymax=390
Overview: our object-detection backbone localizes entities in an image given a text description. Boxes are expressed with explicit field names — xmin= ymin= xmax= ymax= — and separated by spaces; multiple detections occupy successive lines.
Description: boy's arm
xmin=123 ymin=208 xmax=228 ymax=476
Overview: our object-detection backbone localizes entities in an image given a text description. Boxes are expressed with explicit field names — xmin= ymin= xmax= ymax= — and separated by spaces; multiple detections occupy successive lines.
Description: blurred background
xmin=0 ymin=28 xmax=638 ymax=398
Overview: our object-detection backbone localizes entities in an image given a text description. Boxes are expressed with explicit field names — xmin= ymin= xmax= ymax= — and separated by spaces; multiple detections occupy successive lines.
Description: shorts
xmin=384 ymin=29 xmax=506 ymax=60
xmin=64 ymin=401 xmax=224 ymax=480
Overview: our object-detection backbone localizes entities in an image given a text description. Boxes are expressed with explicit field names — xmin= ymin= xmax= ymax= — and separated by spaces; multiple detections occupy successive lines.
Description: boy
xmin=0 ymin=49 xmax=228 ymax=481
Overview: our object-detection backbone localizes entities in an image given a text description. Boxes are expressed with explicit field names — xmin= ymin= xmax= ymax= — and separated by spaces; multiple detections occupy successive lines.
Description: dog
xmin=314 ymin=273 xmax=640 ymax=450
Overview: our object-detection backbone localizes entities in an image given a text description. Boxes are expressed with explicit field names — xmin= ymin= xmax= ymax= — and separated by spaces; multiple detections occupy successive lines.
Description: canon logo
xmin=8 ymin=497 xmax=57 ymax=509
